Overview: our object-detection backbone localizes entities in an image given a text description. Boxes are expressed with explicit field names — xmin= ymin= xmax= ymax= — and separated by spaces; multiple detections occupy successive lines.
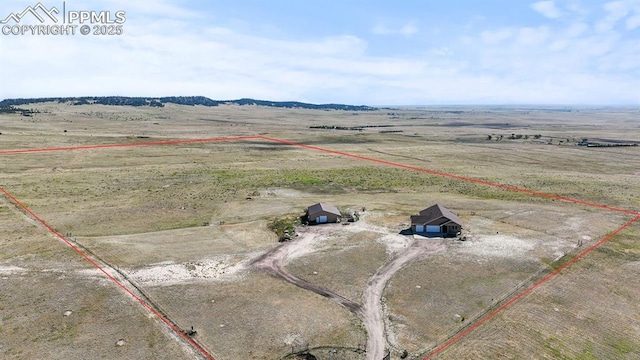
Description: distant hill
xmin=0 ymin=96 xmax=377 ymax=111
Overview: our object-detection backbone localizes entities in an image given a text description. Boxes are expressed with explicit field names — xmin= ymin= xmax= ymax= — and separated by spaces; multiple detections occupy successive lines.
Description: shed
xmin=410 ymin=204 xmax=462 ymax=237
xmin=307 ymin=203 xmax=341 ymax=224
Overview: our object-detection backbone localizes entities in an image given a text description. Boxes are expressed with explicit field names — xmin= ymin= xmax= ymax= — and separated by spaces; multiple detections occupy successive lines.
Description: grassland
xmin=436 ymin=225 xmax=640 ymax=360
xmin=0 ymin=200 xmax=191 ymax=360
xmin=0 ymin=102 xmax=638 ymax=359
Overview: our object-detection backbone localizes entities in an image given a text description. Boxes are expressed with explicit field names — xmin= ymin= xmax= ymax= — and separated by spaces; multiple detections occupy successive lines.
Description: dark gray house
xmin=307 ymin=203 xmax=341 ymax=224
xmin=410 ymin=204 xmax=462 ymax=237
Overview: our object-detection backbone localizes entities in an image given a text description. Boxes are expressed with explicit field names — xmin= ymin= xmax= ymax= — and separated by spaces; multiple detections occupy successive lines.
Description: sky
xmin=0 ymin=0 xmax=638 ymax=105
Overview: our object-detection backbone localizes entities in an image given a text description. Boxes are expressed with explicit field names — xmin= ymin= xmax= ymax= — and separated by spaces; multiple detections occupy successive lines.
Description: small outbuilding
xmin=410 ymin=204 xmax=462 ymax=237
xmin=307 ymin=203 xmax=341 ymax=224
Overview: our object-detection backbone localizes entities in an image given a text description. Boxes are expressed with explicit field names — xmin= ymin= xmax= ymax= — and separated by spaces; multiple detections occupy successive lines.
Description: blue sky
xmin=0 ymin=0 xmax=638 ymax=105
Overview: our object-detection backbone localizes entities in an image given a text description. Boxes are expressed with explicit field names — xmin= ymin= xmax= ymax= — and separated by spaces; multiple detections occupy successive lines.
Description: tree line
xmin=0 ymin=96 xmax=377 ymax=111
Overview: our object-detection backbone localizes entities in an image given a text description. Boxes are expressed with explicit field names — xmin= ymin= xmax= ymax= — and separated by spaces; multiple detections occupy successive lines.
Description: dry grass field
xmin=0 ymin=199 xmax=192 ymax=360
xmin=1 ymin=102 xmax=639 ymax=359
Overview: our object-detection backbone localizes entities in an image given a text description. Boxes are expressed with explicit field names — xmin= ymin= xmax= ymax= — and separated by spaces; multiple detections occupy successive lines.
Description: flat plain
xmin=1 ymin=102 xmax=639 ymax=359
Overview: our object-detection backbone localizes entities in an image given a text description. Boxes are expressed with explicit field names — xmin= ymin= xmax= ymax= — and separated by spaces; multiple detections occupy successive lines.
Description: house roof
xmin=411 ymin=204 xmax=462 ymax=226
xmin=307 ymin=202 xmax=341 ymax=216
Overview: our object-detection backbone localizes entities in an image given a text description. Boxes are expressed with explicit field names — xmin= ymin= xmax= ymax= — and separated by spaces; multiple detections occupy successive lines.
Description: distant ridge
xmin=0 ymin=96 xmax=377 ymax=111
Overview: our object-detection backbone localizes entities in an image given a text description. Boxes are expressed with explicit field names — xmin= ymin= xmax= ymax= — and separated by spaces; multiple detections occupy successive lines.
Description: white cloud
xmin=530 ymin=1 xmax=562 ymax=19
xmin=596 ymin=0 xmax=640 ymax=32
xmin=400 ymin=23 xmax=419 ymax=36
xmin=516 ymin=26 xmax=551 ymax=46
xmin=430 ymin=47 xmax=453 ymax=56
xmin=0 ymin=1 xmax=638 ymax=105
xmin=566 ymin=1 xmax=588 ymax=16
xmin=372 ymin=22 xmax=418 ymax=36
xmin=481 ymin=28 xmax=512 ymax=44
xmin=565 ymin=22 xmax=589 ymax=37
xmin=625 ymin=14 xmax=640 ymax=30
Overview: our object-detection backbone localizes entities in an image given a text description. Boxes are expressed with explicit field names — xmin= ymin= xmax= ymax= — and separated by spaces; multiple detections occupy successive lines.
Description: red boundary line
xmin=259 ymin=136 xmax=639 ymax=216
xmin=2 ymin=135 xmax=637 ymax=216
xmin=0 ymin=186 xmax=216 ymax=360
xmin=1 ymin=135 xmax=639 ymax=360
xmin=423 ymin=215 xmax=640 ymax=359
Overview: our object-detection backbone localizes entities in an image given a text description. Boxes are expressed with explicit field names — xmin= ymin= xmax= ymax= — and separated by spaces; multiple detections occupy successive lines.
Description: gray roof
xmin=307 ymin=202 xmax=341 ymax=216
xmin=410 ymin=204 xmax=462 ymax=226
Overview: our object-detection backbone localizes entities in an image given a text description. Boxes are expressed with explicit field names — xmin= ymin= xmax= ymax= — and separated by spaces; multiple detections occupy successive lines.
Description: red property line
xmin=0 ymin=191 xmax=216 ymax=359
xmin=423 ymin=215 xmax=640 ymax=359
xmin=2 ymin=135 xmax=637 ymax=215
xmin=260 ymin=136 xmax=639 ymax=216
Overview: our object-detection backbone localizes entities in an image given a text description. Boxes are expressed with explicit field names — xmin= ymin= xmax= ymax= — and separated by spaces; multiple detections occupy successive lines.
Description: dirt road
xmin=361 ymin=239 xmax=445 ymax=359
xmin=251 ymin=216 xmax=446 ymax=360
xmin=250 ymin=231 xmax=363 ymax=313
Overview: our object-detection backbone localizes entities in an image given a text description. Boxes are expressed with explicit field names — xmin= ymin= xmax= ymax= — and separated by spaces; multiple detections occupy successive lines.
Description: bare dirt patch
xmin=457 ymin=234 xmax=538 ymax=259
xmin=0 ymin=265 xmax=27 ymax=275
xmin=127 ymin=255 xmax=249 ymax=286
xmin=81 ymin=223 xmax=276 ymax=267
xmin=288 ymin=232 xmax=387 ymax=302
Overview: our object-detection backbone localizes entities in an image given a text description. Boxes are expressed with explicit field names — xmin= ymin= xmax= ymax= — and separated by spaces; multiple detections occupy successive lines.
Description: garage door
xmin=317 ymin=215 xmax=328 ymax=223
xmin=415 ymin=225 xmax=424 ymax=232
xmin=426 ymin=225 xmax=440 ymax=233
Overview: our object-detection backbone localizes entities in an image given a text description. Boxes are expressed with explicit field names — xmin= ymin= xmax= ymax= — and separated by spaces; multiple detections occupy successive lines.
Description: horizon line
xmin=1 ymin=95 xmax=639 ymax=108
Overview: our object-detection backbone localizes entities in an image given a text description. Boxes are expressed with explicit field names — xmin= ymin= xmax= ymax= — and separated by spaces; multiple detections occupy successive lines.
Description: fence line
xmin=283 ymin=343 xmax=366 ymax=359
xmin=418 ymin=250 xmax=579 ymax=357
xmin=66 ymin=235 xmax=209 ymax=352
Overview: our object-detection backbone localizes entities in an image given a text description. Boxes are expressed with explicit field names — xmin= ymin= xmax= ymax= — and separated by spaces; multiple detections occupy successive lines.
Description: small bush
xmin=269 ymin=216 xmax=300 ymax=242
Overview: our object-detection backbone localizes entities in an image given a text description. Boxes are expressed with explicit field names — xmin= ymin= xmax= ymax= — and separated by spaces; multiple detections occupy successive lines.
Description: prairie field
xmin=0 ymin=102 xmax=638 ymax=359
